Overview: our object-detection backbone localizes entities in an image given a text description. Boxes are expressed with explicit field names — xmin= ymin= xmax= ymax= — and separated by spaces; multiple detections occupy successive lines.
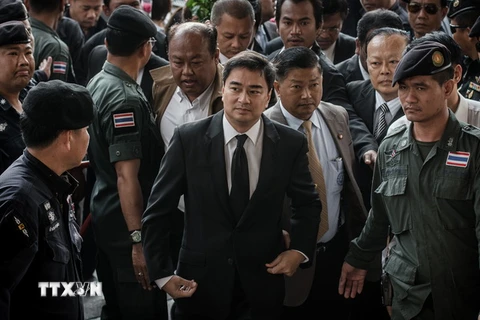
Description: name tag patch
xmin=446 ymin=151 xmax=470 ymax=168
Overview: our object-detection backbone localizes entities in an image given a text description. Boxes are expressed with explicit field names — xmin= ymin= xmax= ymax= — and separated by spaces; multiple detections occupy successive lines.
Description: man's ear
xmin=355 ymin=38 xmax=360 ymax=55
xmin=273 ymin=80 xmax=280 ymax=96
xmin=443 ymin=78 xmax=455 ymax=99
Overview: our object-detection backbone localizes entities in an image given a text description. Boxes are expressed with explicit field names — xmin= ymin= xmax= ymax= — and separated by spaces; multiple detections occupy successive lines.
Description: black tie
xmin=230 ymin=134 xmax=249 ymax=223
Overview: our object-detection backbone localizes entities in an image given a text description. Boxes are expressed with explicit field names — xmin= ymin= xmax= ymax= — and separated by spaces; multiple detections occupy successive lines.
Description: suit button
xmin=227 ymin=258 xmax=233 ymax=265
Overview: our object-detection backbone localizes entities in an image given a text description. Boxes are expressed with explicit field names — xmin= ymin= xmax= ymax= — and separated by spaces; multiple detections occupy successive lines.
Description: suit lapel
xmin=267 ymin=102 xmax=288 ymax=124
xmin=358 ymin=82 xmax=376 ymax=130
xmin=205 ymin=111 xmax=235 ymax=225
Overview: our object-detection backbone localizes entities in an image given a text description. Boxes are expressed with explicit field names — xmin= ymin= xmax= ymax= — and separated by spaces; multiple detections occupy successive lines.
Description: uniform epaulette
xmin=462 ymin=123 xmax=480 ymax=139
xmin=385 ymin=124 xmax=407 ymax=139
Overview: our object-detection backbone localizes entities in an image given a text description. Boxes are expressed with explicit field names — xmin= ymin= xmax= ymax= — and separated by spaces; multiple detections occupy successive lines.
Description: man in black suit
xmin=142 ymin=51 xmax=321 ymax=320
xmin=335 ymin=8 xmax=404 ymax=83
xmin=317 ymin=0 xmax=356 ymax=64
xmin=345 ymin=27 xmax=409 ymax=210
xmin=267 ymin=0 xmax=352 ymax=110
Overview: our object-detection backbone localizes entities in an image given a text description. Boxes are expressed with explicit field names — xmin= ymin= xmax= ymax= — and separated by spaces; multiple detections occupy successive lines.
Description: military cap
xmin=448 ymin=0 xmax=480 ymax=18
xmin=469 ymin=15 xmax=480 ymax=37
xmin=392 ymin=41 xmax=452 ymax=85
xmin=107 ymin=5 xmax=156 ymax=40
xmin=0 ymin=0 xmax=28 ymax=23
xmin=22 ymin=80 xmax=94 ymax=130
xmin=0 ymin=21 xmax=30 ymax=47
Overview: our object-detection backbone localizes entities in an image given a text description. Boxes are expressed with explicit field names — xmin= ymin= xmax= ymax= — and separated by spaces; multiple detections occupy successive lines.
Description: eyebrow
xmin=229 ymin=81 xmax=264 ymax=89
xmin=281 ymin=16 xmax=311 ymax=21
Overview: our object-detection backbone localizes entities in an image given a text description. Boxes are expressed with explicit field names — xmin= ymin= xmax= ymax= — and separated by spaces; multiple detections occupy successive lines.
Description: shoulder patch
xmin=462 ymin=124 xmax=480 ymax=139
xmin=111 ymin=109 xmax=137 ymax=135
xmin=52 ymin=61 xmax=67 ymax=74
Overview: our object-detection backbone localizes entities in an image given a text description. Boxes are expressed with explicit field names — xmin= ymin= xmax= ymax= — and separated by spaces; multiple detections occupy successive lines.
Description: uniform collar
xmin=0 ymin=95 xmax=13 ymax=112
xmin=24 ymin=150 xmax=77 ymax=196
xmin=30 ymin=17 xmax=58 ymax=36
xmin=103 ymin=61 xmax=139 ymax=86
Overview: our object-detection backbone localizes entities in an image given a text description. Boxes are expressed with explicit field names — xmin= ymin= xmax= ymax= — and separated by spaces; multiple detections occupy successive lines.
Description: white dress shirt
xmin=280 ymin=102 xmax=344 ymax=243
xmin=321 ymin=41 xmax=336 ymax=64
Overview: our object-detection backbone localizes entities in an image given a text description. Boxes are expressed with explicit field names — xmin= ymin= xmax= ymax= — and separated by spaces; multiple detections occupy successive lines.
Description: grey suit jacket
xmin=264 ymin=101 xmax=368 ymax=306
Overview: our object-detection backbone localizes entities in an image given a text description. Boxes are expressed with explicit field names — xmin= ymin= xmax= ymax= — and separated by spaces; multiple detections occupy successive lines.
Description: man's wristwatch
xmin=130 ymin=229 xmax=142 ymax=244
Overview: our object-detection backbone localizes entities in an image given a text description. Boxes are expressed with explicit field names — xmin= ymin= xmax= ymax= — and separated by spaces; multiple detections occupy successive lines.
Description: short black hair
xmin=276 ymin=0 xmax=323 ymax=29
xmin=20 ymin=113 xmax=62 ymax=148
xmin=167 ymin=21 xmax=217 ymax=57
xmin=273 ymin=47 xmax=322 ymax=82
xmin=322 ymin=0 xmax=348 ymax=20
xmin=365 ymin=27 xmax=410 ymax=48
xmin=151 ymin=0 xmax=171 ymax=21
xmin=28 ymin=0 xmax=62 ymax=13
xmin=223 ymin=50 xmax=275 ymax=91
xmin=357 ymin=9 xmax=404 ymax=45
xmin=409 ymin=31 xmax=463 ymax=65
xmin=210 ymin=0 xmax=255 ymax=26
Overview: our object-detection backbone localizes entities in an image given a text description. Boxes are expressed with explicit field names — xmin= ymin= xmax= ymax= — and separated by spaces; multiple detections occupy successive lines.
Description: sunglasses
xmin=450 ymin=24 xmax=468 ymax=34
xmin=407 ymin=2 xmax=440 ymax=15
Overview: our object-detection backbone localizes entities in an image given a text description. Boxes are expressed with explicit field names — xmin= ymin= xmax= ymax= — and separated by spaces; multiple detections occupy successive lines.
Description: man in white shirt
xmin=142 ymin=50 xmax=321 ymax=320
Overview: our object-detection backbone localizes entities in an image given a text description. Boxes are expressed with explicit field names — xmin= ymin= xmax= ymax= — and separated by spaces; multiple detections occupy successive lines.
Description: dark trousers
xmin=174 ymin=269 xmax=252 ymax=320
xmin=96 ymin=247 xmax=168 ymax=320
xmin=282 ymin=226 xmax=352 ymax=320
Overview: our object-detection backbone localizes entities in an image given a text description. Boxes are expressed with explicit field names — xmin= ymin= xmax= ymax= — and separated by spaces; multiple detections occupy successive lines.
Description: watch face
xmin=131 ymin=230 xmax=141 ymax=243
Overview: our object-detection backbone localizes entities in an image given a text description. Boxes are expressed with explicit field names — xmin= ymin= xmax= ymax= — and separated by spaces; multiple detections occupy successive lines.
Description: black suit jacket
xmin=267 ymin=43 xmax=352 ymax=110
xmin=335 ymin=54 xmax=365 ymax=84
xmin=345 ymin=79 xmax=404 ymax=209
xmin=86 ymin=45 xmax=169 ymax=105
xmin=333 ymin=32 xmax=356 ymax=64
xmin=142 ymin=112 xmax=321 ymax=319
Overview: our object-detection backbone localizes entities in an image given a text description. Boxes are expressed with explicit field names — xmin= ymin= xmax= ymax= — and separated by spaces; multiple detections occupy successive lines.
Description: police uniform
xmin=30 ymin=17 xmax=76 ymax=83
xmin=0 ymin=80 xmax=94 ymax=320
xmin=86 ymin=6 xmax=166 ymax=319
xmin=344 ymin=43 xmax=480 ymax=319
xmin=0 ymin=21 xmax=34 ymax=174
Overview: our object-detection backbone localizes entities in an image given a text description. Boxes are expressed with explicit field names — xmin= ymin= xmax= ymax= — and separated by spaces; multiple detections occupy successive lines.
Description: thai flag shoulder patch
xmin=446 ymin=151 xmax=470 ymax=168
xmin=113 ymin=112 xmax=135 ymax=128
xmin=52 ymin=61 xmax=67 ymax=74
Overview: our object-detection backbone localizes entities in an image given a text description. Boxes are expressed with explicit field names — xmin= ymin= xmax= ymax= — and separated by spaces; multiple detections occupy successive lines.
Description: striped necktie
xmin=302 ymin=120 xmax=329 ymax=241
xmin=374 ymin=103 xmax=389 ymax=139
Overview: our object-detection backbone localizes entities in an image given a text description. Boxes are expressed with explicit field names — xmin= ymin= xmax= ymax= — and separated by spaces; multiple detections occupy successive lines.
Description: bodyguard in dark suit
xmin=316 ymin=0 xmax=355 ymax=64
xmin=264 ymin=47 xmax=368 ymax=320
xmin=267 ymin=0 xmax=352 ymax=110
xmin=142 ymin=51 xmax=321 ymax=320
xmin=335 ymin=8 xmax=405 ymax=83
xmin=345 ymin=28 xmax=409 ymax=211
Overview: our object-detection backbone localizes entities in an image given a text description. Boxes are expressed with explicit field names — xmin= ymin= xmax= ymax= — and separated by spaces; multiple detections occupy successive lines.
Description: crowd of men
xmin=0 ymin=0 xmax=480 ymax=320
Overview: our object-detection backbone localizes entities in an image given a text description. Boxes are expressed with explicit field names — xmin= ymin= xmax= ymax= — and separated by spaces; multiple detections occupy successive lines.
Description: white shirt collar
xmin=455 ymin=93 xmax=469 ymax=123
xmin=322 ymin=41 xmax=336 ymax=63
xmin=375 ymin=91 xmax=402 ymax=115
xmin=358 ymin=56 xmax=370 ymax=80
xmin=175 ymin=80 xmax=215 ymax=110
xmin=279 ymin=100 xmax=321 ymax=130
xmin=219 ymin=52 xmax=229 ymax=65
xmin=223 ymin=114 xmax=262 ymax=146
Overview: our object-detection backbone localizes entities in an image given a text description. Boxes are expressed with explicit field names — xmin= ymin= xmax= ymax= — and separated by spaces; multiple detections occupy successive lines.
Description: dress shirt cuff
xmin=292 ymin=249 xmax=309 ymax=263
xmin=155 ymin=276 xmax=173 ymax=290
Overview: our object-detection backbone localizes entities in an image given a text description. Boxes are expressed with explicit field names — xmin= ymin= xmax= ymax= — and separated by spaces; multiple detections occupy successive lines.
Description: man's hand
xmin=338 ymin=261 xmax=368 ymax=298
xmin=38 ymin=56 xmax=52 ymax=80
xmin=132 ymin=244 xmax=153 ymax=290
xmin=162 ymin=275 xmax=197 ymax=299
xmin=363 ymin=150 xmax=378 ymax=170
xmin=265 ymin=250 xmax=304 ymax=277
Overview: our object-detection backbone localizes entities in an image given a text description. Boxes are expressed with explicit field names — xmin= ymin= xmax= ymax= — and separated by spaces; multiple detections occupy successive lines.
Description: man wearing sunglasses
xmin=448 ymin=0 xmax=480 ymax=101
xmin=404 ymin=0 xmax=450 ymax=39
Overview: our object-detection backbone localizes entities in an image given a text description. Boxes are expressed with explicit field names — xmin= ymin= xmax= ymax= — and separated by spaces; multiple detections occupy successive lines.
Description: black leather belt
xmin=316 ymin=224 xmax=345 ymax=254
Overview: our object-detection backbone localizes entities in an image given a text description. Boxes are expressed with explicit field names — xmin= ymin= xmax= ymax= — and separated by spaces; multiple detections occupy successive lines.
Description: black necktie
xmin=229 ymin=134 xmax=249 ymax=223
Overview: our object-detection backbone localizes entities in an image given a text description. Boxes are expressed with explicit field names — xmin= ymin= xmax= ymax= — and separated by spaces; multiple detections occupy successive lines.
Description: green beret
xmin=0 ymin=21 xmax=30 ymax=47
xmin=447 ymin=0 xmax=480 ymax=19
xmin=22 ymin=80 xmax=94 ymax=130
xmin=393 ymin=41 xmax=452 ymax=85
xmin=469 ymin=16 xmax=480 ymax=37
xmin=0 ymin=0 xmax=28 ymax=23
xmin=107 ymin=5 xmax=156 ymax=40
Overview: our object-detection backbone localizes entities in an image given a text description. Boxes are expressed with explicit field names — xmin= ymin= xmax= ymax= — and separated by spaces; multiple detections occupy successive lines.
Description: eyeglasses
xmin=319 ymin=27 xmax=340 ymax=34
xmin=407 ymin=2 xmax=440 ymax=15
xmin=450 ymin=24 xmax=468 ymax=34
